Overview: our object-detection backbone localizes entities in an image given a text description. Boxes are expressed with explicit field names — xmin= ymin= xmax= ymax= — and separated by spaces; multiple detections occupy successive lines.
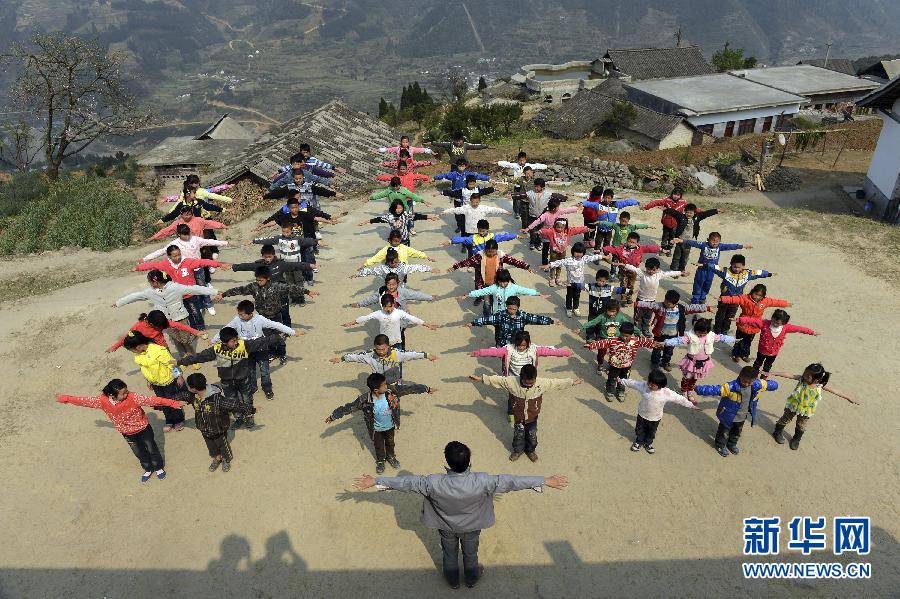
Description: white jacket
xmin=686 ymin=331 xmax=716 ymax=356
xmin=497 ymin=161 xmax=547 ymax=179
xmin=443 ymin=204 xmax=508 ymax=234
xmin=115 ymin=282 xmax=218 ymax=322
xmin=143 ymin=236 xmax=227 ymax=262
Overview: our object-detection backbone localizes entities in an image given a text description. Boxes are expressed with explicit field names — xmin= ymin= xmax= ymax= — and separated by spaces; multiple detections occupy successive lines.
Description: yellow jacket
xmin=364 ymin=244 xmax=429 ymax=267
xmin=133 ymin=343 xmax=177 ymax=386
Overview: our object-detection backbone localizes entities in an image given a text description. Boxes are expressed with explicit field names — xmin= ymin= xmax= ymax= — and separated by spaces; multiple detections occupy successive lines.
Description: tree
xmin=606 ymin=101 xmax=637 ymax=138
xmin=378 ymin=97 xmax=390 ymax=118
xmin=2 ymin=32 xmax=155 ymax=179
xmin=711 ymin=43 xmax=758 ymax=72
xmin=446 ymin=67 xmax=469 ymax=102
xmin=0 ymin=123 xmax=42 ymax=173
xmin=478 ymin=76 xmax=487 ymax=91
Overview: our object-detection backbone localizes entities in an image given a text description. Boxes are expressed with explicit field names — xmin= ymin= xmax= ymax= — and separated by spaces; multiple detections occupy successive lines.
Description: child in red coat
xmin=602 ymin=231 xmax=662 ymax=305
xmin=539 ymin=218 xmax=589 ymax=287
xmin=641 ymin=186 xmax=686 ymax=251
xmin=736 ymin=309 xmax=817 ymax=375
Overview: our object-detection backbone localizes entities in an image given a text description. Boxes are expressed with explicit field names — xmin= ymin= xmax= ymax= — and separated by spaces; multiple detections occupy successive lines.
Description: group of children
xmin=59 ymin=136 xmax=857 ymax=484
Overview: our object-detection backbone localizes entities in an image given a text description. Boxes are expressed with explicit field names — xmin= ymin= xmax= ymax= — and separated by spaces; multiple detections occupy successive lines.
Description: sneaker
xmin=572 ymin=308 xmax=581 ymax=317
xmin=315 ymin=232 xmax=323 ymax=240
xmin=264 ymin=390 xmax=275 ymax=400
xmin=662 ymin=364 xmax=672 ymax=373
xmin=548 ymin=279 xmax=556 ymax=287
xmin=716 ymin=446 xmax=730 ymax=457
xmin=192 ymin=364 xmax=202 ymax=371
xmin=728 ymin=445 xmax=741 ymax=455
xmin=206 ymin=306 xmax=216 ymax=316
xmin=279 ymin=356 xmax=287 ymax=366
xmin=375 ymin=462 xmax=385 ymax=475
xmin=232 ymin=416 xmax=244 ymax=429
xmin=387 ymin=456 xmax=401 ymax=469
xmin=141 ymin=471 xmax=152 ymax=483
xmin=244 ymin=417 xmax=256 ymax=430
xmin=507 ymin=414 xmax=515 ymax=427
xmin=410 ymin=230 xmax=417 ymax=236
xmin=163 ymin=424 xmax=173 ymax=433
xmin=526 ymin=452 xmax=539 ymax=462
xmin=644 ymin=444 xmax=655 ymax=455
xmin=604 ymin=391 xmax=613 ymax=402
xmin=615 ymin=391 xmax=625 ymax=403
xmin=508 ymin=451 xmax=522 ymax=461
xmin=221 ymin=460 xmax=231 ymax=472
xmin=630 ymin=442 xmax=641 ymax=452
xmin=155 ymin=469 xmax=166 ymax=480
xmin=566 ymin=309 xmax=573 ymax=318
xmin=209 ymin=459 xmax=221 ymax=472
xmin=174 ymin=422 xmax=185 ymax=432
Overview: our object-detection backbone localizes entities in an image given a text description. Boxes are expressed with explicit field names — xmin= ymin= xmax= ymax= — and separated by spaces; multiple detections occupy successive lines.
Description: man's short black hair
xmin=444 ymin=441 xmax=471 ymax=473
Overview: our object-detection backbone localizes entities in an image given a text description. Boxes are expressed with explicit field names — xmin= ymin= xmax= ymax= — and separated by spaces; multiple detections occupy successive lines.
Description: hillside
xmin=2 ymin=0 xmax=899 ymax=122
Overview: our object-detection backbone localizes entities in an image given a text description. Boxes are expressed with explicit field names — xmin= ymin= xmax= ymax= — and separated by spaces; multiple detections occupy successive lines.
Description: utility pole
xmin=824 ymin=43 xmax=832 ymax=68
xmin=674 ymin=27 xmax=683 ymax=48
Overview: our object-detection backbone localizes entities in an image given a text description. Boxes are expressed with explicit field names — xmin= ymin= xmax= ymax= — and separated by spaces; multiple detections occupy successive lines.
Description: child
xmin=369 ymin=177 xmax=426 ymax=214
xmin=637 ymin=289 xmax=710 ymax=371
xmin=343 ymin=294 xmax=440 ymax=349
xmin=583 ymin=271 xmax=626 ymax=341
xmin=580 ymin=299 xmax=631 ymax=370
xmin=449 ymin=239 xmax=532 ymax=306
xmin=177 ymin=327 xmax=287 ymax=429
xmin=737 ymin=310 xmax=817 ymax=375
xmin=497 ymin=151 xmax=548 ymax=179
xmin=382 ymin=148 xmax=433 ymax=170
xmin=470 ymin=296 xmax=559 ymax=347
xmin=442 ymin=193 xmax=510 ymax=257
xmin=681 ymin=232 xmax=751 ymax=304
xmin=461 ymin=269 xmax=540 ymax=316
xmin=122 ymin=333 xmax=189 ymax=432
xmin=539 ymin=218 xmax=590 ymax=286
xmin=584 ymin=322 xmax=656 ymax=401
xmin=602 ymin=232 xmax=662 ymax=305
xmin=544 ymin=242 xmax=604 ymax=316
xmin=157 ymin=186 xmax=224 ymax=226
xmin=596 ymin=211 xmax=651 ymax=248
xmin=641 ymin=186 xmax=686 ymax=251
xmin=325 ymin=373 xmax=434 ymax=474
xmin=430 ymin=133 xmax=488 ymax=165
xmin=765 ymin=364 xmax=857 ymax=450
xmin=524 ymin=179 xmax=568 ymax=252
xmin=375 ymin=159 xmax=431 ymax=189
xmin=438 ymin=169 xmax=494 ymax=235
xmin=329 ymin=333 xmax=438 ymax=389
xmin=354 ymin=273 xmax=435 ymax=315
xmin=471 ymin=365 xmax=582 ymax=462
xmin=362 ymin=230 xmax=436 ymax=268
xmin=353 ymin=248 xmax=438 ymax=281
xmin=107 ymin=310 xmax=206 ymax=357
xmin=662 ymin=318 xmax=736 ymax=401
xmin=216 ymin=300 xmax=300 ymax=400
xmin=510 ymin=166 xmax=536 ymax=230
xmin=620 ymin=369 xmax=696 ymax=454
xmin=621 ymin=258 xmax=683 ymax=336
xmin=709 ymin=255 xmax=774 ymax=334
xmin=361 ymin=199 xmax=437 ymax=245
xmin=470 ymin=330 xmax=574 ymax=425
xmin=232 ymin=245 xmax=317 ymax=326
xmin=57 ymin=379 xmax=183 ymax=482
xmin=269 ymin=152 xmax=335 ymax=190
xmin=695 ymin=366 xmax=779 ymax=457
xmin=376 ymin=135 xmax=433 ymax=159
xmin=719 ymin=284 xmax=791 ymax=363
xmin=184 ymin=373 xmax=254 ymax=472
xmin=433 ymin=158 xmax=490 ymax=191
xmin=523 ymin=196 xmax=580 ymax=266
xmin=252 ymin=223 xmax=319 ymax=286
xmin=151 ymin=207 xmax=227 ymax=240
xmin=298 ymin=142 xmax=347 ymax=174
xmin=576 ymin=187 xmax=640 ymax=251
xmin=447 ymin=218 xmax=517 ymax=255
xmin=217 ymin=266 xmax=310 ymax=340
xmin=664 ymin=203 xmax=719 ymax=272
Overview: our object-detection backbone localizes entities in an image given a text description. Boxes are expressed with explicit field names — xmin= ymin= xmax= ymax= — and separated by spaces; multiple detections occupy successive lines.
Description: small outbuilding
xmin=729 ymin=65 xmax=879 ymax=109
xmin=856 ymin=77 xmax=900 ymax=222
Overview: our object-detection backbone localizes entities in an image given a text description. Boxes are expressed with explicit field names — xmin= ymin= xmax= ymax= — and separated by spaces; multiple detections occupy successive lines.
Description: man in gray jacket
xmin=352 ymin=440 xmax=569 ymax=589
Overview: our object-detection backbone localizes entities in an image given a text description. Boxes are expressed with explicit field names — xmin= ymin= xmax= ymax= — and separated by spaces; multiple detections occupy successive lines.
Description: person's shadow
xmin=251 ymin=530 xmax=309 ymax=594
xmin=435 ymin=399 xmax=509 ymax=448
xmin=576 ymin=397 xmax=635 ymax=440
xmin=207 ymin=534 xmax=252 ymax=576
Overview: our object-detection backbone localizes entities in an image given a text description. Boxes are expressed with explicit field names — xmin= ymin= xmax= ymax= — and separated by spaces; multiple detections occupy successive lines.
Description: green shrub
xmin=0 ymin=172 xmax=51 ymax=218
xmin=0 ymin=175 xmax=152 ymax=255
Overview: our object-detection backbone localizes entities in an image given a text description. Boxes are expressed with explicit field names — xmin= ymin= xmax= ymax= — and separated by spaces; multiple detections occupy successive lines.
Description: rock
xmin=603 ymin=139 xmax=636 ymax=153
xmin=693 ymin=171 xmax=719 ymax=189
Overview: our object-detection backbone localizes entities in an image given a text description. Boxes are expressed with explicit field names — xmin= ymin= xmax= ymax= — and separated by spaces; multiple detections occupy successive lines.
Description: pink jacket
xmin=540 ymin=226 xmax=590 ymax=253
xmin=381 ymin=145 xmax=430 ymax=157
xmin=526 ymin=207 xmax=579 ymax=231
xmin=143 ymin=236 xmax=228 ymax=261
xmin=382 ymin=158 xmax=433 ymax=170
xmin=471 ymin=345 xmax=572 ymax=375
xmin=151 ymin=218 xmax=225 ymax=240
xmin=737 ymin=318 xmax=816 ymax=356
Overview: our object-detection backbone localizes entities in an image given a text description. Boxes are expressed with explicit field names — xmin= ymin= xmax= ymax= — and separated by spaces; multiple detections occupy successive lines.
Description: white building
xmin=728 ymin=65 xmax=879 ymax=109
xmin=856 ymin=77 xmax=900 ymax=223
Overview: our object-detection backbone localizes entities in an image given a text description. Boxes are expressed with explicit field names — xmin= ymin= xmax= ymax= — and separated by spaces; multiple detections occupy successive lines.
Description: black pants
xmin=713 ymin=302 xmax=739 ymax=334
xmin=123 ymin=425 xmax=164 ymax=472
xmin=634 ymin=415 xmax=661 ymax=446
xmin=373 ymin=427 xmax=396 ymax=463
xmin=151 ymin=380 xmax=186 ymax=426
xmin=651 ymin=335 xmax=676 ymax=366
xmin=585 ymin=307 xmax=602 ymax=340
xmin=528 ymin=215 xmax=541 ymax=248
xmin=606 ymin=365 xmax=630 ymax=393
xmin=671 ymin=241 xmax=691 ymax=271
xmin=596 ymin=227 xmax=613 ymax=252
xmin=439 ymin=529 xmax=481 ymax=587
xmin=204 ymin=432 xmax=233 ymax=462
xmin=262 ymin=314 xmax=287 ymax=360
xmin=541 ymin=241 xmax=550 ymax=265
xmin=752 ymin=352 xmax=777 ymax=374
xmin=660 ymin=226 xmax=676 ymax=251
xmin=454 ymin=214 xmax=466 ymax=235
xmin=222 ymin=377 xmax=255 ymax=414
xmin=732 ymin=330 xmax=756 ymax=359
xmin=461 ymin=230 xmax=475 ymax=259
xmin=512 ymin=419 xmax=538 ymax=453
xmin=715 ymin=420 xmax=746 ymax=450
xmin=565 ymin=284 xmax=582 ymax=310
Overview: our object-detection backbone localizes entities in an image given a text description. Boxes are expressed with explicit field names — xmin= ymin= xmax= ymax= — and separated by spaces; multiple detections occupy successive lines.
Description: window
xmin=761 ymin=116 xmax=773 ymax=133
xmin=544 ymin=95 xmax=553 ymax=103
xmin=737 ymin=118 xmax=756 ymax=135
xmin=561 ymin=93 xmax=572 ymax=102
xmin=724 ymin=121 xmax=735 ymax=137
xmin=697 ymin=124 xmax=714 ymax=135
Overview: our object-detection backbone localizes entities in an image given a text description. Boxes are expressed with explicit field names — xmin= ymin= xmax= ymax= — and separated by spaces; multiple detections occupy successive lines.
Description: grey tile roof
xmin=136 ymin=137 xmax=253 ymax=167
xmin=205 ymin=99 xmax=399 ymax=189
xmin=797 ymin=59 xmax=857 ymax=77
xmin=195 ymin=114 xmax=254 ymax=140
xmin=604 ymin=45 xmax=714 ymax=80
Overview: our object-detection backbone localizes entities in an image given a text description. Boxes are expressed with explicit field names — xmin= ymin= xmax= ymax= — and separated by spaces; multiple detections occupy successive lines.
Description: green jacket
xmin=581 ymin=311 xmax=631 ymax=338
xmin=370 ymin=186 xmax=423 ymax=210
xmin=598 ymin=222 xmax=649 ymax=247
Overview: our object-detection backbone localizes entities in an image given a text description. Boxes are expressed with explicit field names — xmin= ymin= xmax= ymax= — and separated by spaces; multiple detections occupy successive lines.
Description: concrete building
xmin=858 ymin=59 xmax=900 ymax=83
xmin=797 ymin=58 xmax=857 ymax=77
xmin=729 ymin=65 xmax=879 ymax=109
xmin=625 ymin=73 xmax=805 ymax=138
xmin=856 ymin=77 xmax=900 ymax=223
xmin=511 ymin=60 xmax=605 ymax=104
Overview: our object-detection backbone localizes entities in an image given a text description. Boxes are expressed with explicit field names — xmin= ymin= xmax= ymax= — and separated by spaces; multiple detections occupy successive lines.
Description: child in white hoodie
xmin=620 ymin=369 xmax=695 ymax=454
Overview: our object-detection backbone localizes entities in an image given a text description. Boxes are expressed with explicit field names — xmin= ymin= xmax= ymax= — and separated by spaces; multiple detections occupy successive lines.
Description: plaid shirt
xmin=188 ymin=385 xmax=253 ymax=437
xmin=473 ymin=310 xmax=553 ymax=347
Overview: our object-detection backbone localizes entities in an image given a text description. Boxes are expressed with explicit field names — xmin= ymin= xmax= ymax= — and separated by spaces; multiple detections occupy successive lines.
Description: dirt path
xmin=0 ymin=187 xmax=897 ymax=597
xmin=207 ymin=100 xmax=280 ymax=125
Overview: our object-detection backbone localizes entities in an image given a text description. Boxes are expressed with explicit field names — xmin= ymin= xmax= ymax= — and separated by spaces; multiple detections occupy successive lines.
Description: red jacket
xmin=107 ymin=319 xmax=202 ymax=352
xmin=602 ymin=244 xmax=661 ymax=267
xmin=540 ymin=226 xmax=590 ymax=253
xmin=720 ymin=296 xmax=790 ymax=334
xmin=57 ymin=392 xmax=182 ymax=435
xmin=135 ymin=258 xmax=224 ymax=291
xmin=736 ymin=318 xmax=815 ymax=356
xmin=375 ymin=172 xmax=430 ymax=191
xmin=585 ymin=336 xmax=656 ymax=368
xmin=643 ymin=198 xmax=687 ymax=229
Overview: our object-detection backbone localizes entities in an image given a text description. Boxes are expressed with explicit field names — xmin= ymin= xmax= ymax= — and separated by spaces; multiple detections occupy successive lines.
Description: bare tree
xmin=0 ymin=122 xmax=42 ymax=172
xmin=2 ymin=32 xmax=155 ymax=179
xmin=446 ymin=66 xmax=469 ymax=102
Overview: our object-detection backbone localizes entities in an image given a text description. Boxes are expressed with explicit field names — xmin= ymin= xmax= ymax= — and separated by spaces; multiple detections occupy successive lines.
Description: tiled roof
xmin=858 ymin=59 xmax=900 ymax=82
xmin=206 ymin=99 xmax=399 ymax=189
xmin=195 ymin=114 xmax=253 ymax=140
xmin=136 ymin=137 xmax=252 ymax=167
xmin=604 ymin=45 xmax=714 ymax=80
xmin=797 ymin=59 xmax=857 ymax=77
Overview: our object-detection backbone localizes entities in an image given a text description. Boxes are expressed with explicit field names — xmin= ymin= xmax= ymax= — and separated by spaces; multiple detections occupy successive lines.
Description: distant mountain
xmin=2 ymin=0 xmax=899 ymax=124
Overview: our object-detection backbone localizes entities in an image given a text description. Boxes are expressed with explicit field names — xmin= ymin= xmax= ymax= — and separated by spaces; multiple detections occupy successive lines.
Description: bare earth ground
xmin=0 ymin=182 xmax=898 ymax=598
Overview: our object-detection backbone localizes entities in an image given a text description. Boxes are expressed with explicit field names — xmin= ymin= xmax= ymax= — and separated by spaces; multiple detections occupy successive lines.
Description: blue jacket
xmin=433 ymin=170 xmax=489 ymax=191
xmin=684 ymin=241 xmax=743 ymax=266
xmin=583 ymin=199 xmax=640 ymax=224
xmin=710 ymin=264 xmax=771 ymax=296
xmin=451 ymin=231 xmax=517 ymax=253
xmin=696 ymin=378 xmax=779 ymax=427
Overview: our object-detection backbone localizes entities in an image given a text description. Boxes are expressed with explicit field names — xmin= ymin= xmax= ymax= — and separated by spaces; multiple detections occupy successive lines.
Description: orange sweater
xmin=720 ymin=295 xmax=790 ymax=334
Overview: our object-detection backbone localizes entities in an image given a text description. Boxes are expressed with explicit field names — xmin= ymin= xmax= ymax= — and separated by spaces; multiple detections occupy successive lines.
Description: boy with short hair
xmin=641 ymin=186 xmax=686 ymax=251
xmin=621 ymin=258 xmax=683 ymax=336
xmin=470 ymin=296 xmax=560 ymax=347
xmin=510 ymin=165 xmax=536 ymax=229
xmin=680 ymin=232 xmax=751 ymax=304
xmin=329 ymin=333 xmax=438 ymax=390
xmin=343 ymin=294 xmax=440 ymax=349
xmin=543 ymin=242 xmax=604 ymax=317
xmin=576 ymin=187 xmax=640 ymax=251
xmin=439 ymin=169 xmax=495 ymax=235
xmin=251 ymin=223 xmax=318 ymax=288
xmin=497 ymin=151 xmax=547 ymax=179
xmin=447 ymin=218 xmax=517 ymax=255
xmin=430 ymin=133 xmax=488 ymax=165
xmin=362 ymin=230 xmax=436 ymax=268
xmin=442 ymin=194 xmax=510 ymax=257
xmin=665 ymin=203 xmax=719 ymax=272
xmin=584 ymin=322 xmax=655 ymax=401
xmin=620 ymin=369 xmax=696 ymax=454
xmin=449 ymin=239 xmax=532 ymax=307
xmin=637 ymin=289 xmax=710 ymax=372
xmin=184 ymin=372 xmax=254 ymax=472
xmin=353 ymin=248 xmax=438 ymax=281
xmin=709 ymin=255 xmax=774 ymax=334
xmin=601 ymin=232 xmax=662 ymax=305
xmin=325 ymin=373 xmax=435 ymax=474
xmin=232 ymin=244 xmax=317 ymax=326
xmin=583 ymin=270 xmax=626 ymax=340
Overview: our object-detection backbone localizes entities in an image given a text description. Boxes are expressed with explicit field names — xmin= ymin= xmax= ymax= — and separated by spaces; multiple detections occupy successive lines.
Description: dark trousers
xmin=193 ymin=269 xmax=213 ymax=309
xmin=732 ymin=330 xmax=756 ymax=359
xmin=262 ymin=313 xmax=287 ymax=359
xmin=519 ymin=205 xmax=531 ymax=231
xmin=222 ymin=377 xmax=255 ymax=414
xmin=454 ymin=213 xmax=466 ymax=234
xmin=715 ymin=420 xmax=746 ymax=450
xmin=586 ymin=307 xmax=602 ymax=340
xmin=439 ymin=529 xmax=481 ymax=587
xmin=372 ymin=427 xmax=396 ymax=463
xmin=249 ymin=350 xmax=272 ymax=394
xmin=752 ymin=352 xmax=777 ymax=374
xmin=634 ymin=414 xmax=661 ymax=446
xmin=151 ymin=380 xmax=186 ymax=426
xmin=461 ymin=231 xmax=475 ymax=259
xmin=184 ymin=295 xmax=207 ymax=330
xmin=596 ymin=227 xmax=613 ymax=252
xmin=776 ymin=408 xmax=809 ymax=433
xmin=512 ymin=419 xmax=538 ymax=453
xmin=528 ymin=214 xmax=541 ymax=248
xmin=123 ymin=425 xmax=164 ymax=472
xmin=651 ymin=335 xmax=676 ymax=366
xmin=541 ymin=241 xmax=550 ymax=265
xmin=606 ymin=365 xmax=630 ymax=393
xmin=565 ymin=284 xmax=582 ymax=310
xmin=671 ymin=241 xmax=691 ymax=271
xmin=633 ymin=306 xmax=653 ymax=337
xmin=280 ymin=302 xmax=292 ymax=327
xmin=204 ymin=432 xmax=233 ymax=462
xmin=713 ymin=301 xmax=739 ymax=334
xmin=660 ymin=226 xmax=676 ymax=251
xmin=301 ymin=245 xmax=315 ymax=282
